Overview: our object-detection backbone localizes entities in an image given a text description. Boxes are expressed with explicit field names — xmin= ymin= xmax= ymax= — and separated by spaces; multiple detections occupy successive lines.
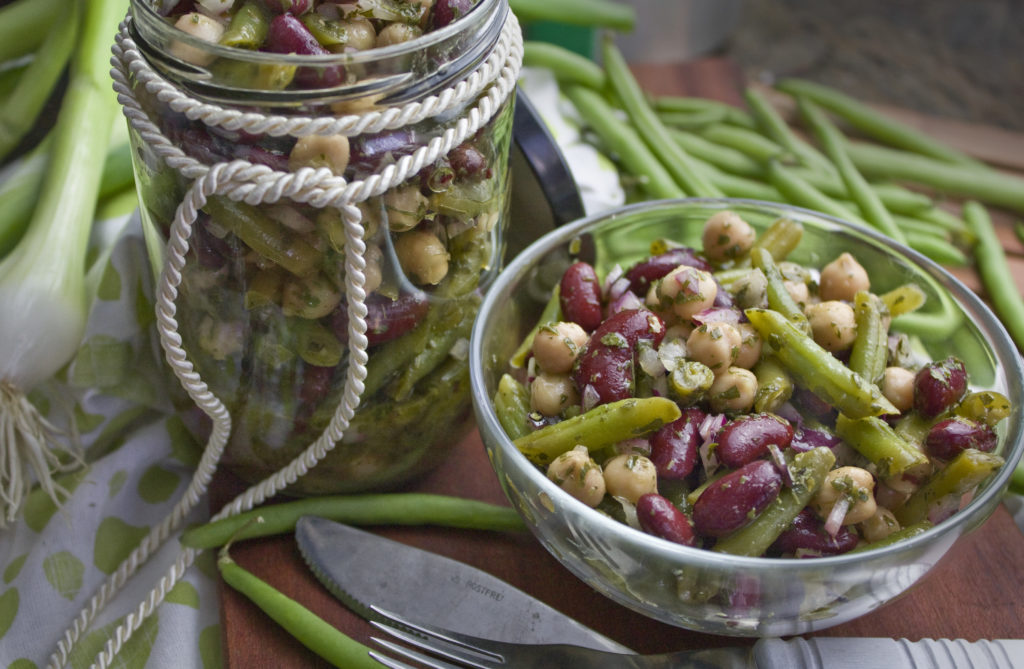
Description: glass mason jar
xmin=121 ymin=0 xmax=519 ymax=493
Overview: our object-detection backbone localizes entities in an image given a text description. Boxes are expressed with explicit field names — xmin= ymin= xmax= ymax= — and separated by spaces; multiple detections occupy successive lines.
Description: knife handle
xmin=754 ymin=637 xmax=1024 ymax=669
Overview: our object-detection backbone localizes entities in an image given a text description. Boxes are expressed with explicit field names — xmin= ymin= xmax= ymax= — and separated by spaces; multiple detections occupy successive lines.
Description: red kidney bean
xmin=263 ymin=0 xmax=312 ymax=14
xmin=715 ymin=413 xmax=794 ymax=469
xmin=349 ymin=129 xmax=418 ymax=174
xmin=234 ymin=144 xmax=291 ymax=172
xmin=265 ymin=14 xmax=344 ymax=88
xmin=193 ymin=215 xmax=241 ymax=269
xmin=560 ymin=261 xmax=603 ymax=331
xmin=330 ymin=291 xmax=429 ymax=346
xmin=692 ymin=460 xmax=783 ymax=538
xmin=914 ymin=357 xmax=968 ymax=418
xmin=637 ymin=493 xmax=696 ymax=546
xmin=299 ymin=363 xmax=335 ymax=403
xmin=769 ymin=508 xmax=858 ymax=557
xmin=572 ymin=309 xmax=665 ymax=405
xmin=650 ymin=407 xmax=706 ymax=479
xmin=431 ymin=0 xmax=479 ymax=29
xmin=623 ymin=247 xmax=711 ymax=296
xmin=163 ymin=0 xmax=195 ymax=16
xmin=925 ymin=416 xmax=997 ymax=460
xmin=792 ymin=387 xmax=838 ymax=424
xmin=790 ymin=426 xmax=842 ymax=453
xmin=448 ymin=142 xmax=490 ymax=179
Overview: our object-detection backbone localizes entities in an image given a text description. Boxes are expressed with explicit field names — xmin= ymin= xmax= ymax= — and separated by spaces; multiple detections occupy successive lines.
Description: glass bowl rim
xmin=469 ymin=196 xmax=1024 ymax=571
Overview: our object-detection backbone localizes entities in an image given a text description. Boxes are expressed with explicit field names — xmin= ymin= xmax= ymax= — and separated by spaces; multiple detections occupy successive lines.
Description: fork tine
xmin=369 ymin=639 xmax=466 ymax=669
xmin=369 ymin=606 xmax=506 ymax=662
xmin=369 ymin=620 xmax=497 ymax=669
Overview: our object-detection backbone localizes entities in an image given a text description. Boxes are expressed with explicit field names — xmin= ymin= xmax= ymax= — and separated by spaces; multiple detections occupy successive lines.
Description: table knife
xmin=294 ymin=515 xmax=1024 ymax=668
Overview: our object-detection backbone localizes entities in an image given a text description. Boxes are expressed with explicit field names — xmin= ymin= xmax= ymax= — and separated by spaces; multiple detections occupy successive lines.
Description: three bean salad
xmin=495 ymin=211 xmax=1009 ymax=557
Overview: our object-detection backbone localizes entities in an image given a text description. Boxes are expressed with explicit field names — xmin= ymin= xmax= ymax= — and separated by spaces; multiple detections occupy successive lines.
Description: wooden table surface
xmin=212 ymin=58 xmax=1024 ymax=666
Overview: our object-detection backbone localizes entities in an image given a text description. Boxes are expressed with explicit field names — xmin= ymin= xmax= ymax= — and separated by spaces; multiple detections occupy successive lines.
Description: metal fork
xmin=366 ymin=605 xmax=746 ymax=669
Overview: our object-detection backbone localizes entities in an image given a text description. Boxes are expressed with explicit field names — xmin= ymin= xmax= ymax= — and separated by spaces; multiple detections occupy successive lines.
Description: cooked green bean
xmin=849 ymin=291 xmax=888 ymax=385
xmin=895 ymin=449 xmax=1005 ymax=526
xmin=744 ymin=87 xmax=835 ymax=175
xmin=522 ymin=41 xmax=606 ymax=89
xmin=513 ymin=397 xmax=681 ymax=466
xmin=745 ymin=308 xmax=898 ymax=418
xmin=602 ymin=38 xmax=722 ymax=198
xmin=879 ymin=283 xmax=927 ymax=318
xmin=221 ymin=1 xmax=270 ymax=49
xmin=494 ymin=373 xmax=532 ymax=440
xmin=753 ymin=356 xmax=794 ymax=413
xmin=218 ymin=547 xmax=381 ymax=668
xmin=713 ymin=447 xmax=835 ymax=556
xmin=204 ymin=197 xmax=322 ymax=277
xmin=564 ymin=86 xmax=685 ymax=200
xmin=835 ymin=415 xmax=930 ymax=478
xmin=389 ymin=294 xmax=478 ymax=401
xmin=848 ymin=521 xmax=933 ymax=553
xmin=182 ymin=494 xmax=525 ymax=548
xmin=797 ymin=98 xmax=905 ymax=243
xmin=510 ymin=284 xmax=562 ymax=369
xmin=750 ymin=216 xmax=804 ymax=262
xmin=750 ymin=247 xmax=811 ymax=334
xmin=963 ymin=200 xmax=1024 ymax=350
xmin=776 ymin=78 xmax=984 ymax=168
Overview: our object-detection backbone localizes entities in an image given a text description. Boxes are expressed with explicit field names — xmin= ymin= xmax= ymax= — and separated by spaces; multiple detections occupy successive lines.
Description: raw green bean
xmin=0 ymin=63 xmax=28 ymax=107
xmin=601 ymin=38 xmax=722 ymax=198
xmin=218 ymin=548 xmax=381 ymax=668
xmin=745 ymin=308 xmax=898 ymax=419
xmin=846 ymin=142 xmax=1024 ymax=215
xmin=848 ymin=521 xmax=933 ymax=553
xmin=656 ymin=108 xmax=728 ymax=131
xmin=513 ymin=397 xmax=681 ymax=466
xmin=744 ymin=87 xmax=835 ymax=175
xmin=713 ymin=447 xmax=835 ymax=556
xmin=563 ymin=86 xmax=685 ymax=200
xmin=522 ymin=41 xmax=606 ymax=89
xmin=221 ymin=1 xmax=270 ymax=49
xmin=849 ymin=291 xmax=888 ymax=385
xmin=750 ymin=247 xmax=811 ymax=334
xmin=668 ymin=128 xmax=765 ymax=178
xmin=0 ymin=0 xmax=62 ymax=65
xmin=510 ymin=284 xmax=561 ymax=368
xmin=494 ymin=373 xmax=532 ymax=440
xmin=797 ymin=98 xmax=905 ymax=243
xmin=767 ymin=161 xmax=868 ymax=227
xmin=698 ymin=162 xmax=783 ymax=202
xmin=509 ymin=0 xmax=636 ymax=30
xmin=182 ymin=494 xmax=525 ymax=548
xmin=697 ymin=123 xmax=786 ymax=163
xmin=204 ymin=196 xmax=322 ymax=277
xmin=776 ymin=78 xmax=985 ymax=168
xmin=834 ymin=415 xmax=930 ymax=479
xmin=903 ymin=230 xmax=969 ymax=266
xmin=752 ymin=356 xmax=793 ymax=413
xmin=785 ymin=167 xmax=935 ymax=216
xmin=654 ymin=96 xmax=756 ymax=128
xmin=963 ymin=200 xmax=1024 ymax=351
xmin=750 ymin=216 xmax=803 ymax=262
xmin=895 ymin=448 xmax=1005 ymax=526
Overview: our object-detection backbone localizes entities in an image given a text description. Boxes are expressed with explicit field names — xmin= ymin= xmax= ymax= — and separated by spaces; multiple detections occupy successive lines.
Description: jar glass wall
xmin=123 ymin=0 xmax=517 ymax=493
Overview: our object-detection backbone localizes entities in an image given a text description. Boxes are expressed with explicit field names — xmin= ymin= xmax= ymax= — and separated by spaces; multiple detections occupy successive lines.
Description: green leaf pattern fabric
xmin=0 ymin=220 xmax=220 ymax=667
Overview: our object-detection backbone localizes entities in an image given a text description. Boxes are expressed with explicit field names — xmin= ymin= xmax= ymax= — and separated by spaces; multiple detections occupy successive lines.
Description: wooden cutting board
xmin=212 ymin=58 xmax=1024 ymax=666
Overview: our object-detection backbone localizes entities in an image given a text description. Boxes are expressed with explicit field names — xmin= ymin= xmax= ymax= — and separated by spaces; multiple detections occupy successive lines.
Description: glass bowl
xmin=469 ymin=199 xmax=1024 ymax=636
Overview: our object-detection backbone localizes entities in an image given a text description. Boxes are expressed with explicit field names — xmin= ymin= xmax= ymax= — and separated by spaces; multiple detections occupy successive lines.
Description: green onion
xmin=0 ymin=0 xmax=127 ymax=525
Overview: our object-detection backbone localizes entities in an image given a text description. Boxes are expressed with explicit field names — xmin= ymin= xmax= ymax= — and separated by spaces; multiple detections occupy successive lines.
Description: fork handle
xmin=754 ymin=637 xmax=1024 ymax=669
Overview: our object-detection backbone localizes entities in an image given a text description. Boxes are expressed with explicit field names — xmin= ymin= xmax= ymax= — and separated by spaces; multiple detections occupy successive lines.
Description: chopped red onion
xmin=602 ymin=264 xmax=624 ymax=298
xmin=616 ymin=496 xmax=641 ymax=530
xmin=692 ymin=307 xmax=743 ymax=326
xmin=582 ymin=384 xmax=600 ymax=412
xmin=697 ymin=413 xmax=726 ymax=475
xmin=606 ymin=290 xmax=644 ymax=317
xmin=927 ymin=494 xmax=961 ymax=525
xmin=823 ymin=497 xmax=850 ymax=538
xmin=637 ymin=342 xmax=665 ymax=378
xmin=617 ymin=437 xmax=651 ymax=456
xmin=775 ymin=402 xmax=803 ymax=426
xmin=768 ymin=443 xmax=793 ymax=486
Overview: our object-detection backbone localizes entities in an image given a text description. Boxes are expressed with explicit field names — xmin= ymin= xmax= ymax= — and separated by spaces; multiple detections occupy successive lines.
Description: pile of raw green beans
xmin=522 ymin=38 xmax=1024 ymax=356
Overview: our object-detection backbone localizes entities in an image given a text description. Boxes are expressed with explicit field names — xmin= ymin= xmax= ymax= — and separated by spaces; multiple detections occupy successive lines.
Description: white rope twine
xmin=47 ymin=8 xmax=521 ymax=668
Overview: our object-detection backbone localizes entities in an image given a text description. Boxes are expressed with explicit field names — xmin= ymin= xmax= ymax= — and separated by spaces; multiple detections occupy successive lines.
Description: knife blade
xmin=295 ymin=516 xmax=1024 ymax=668
xmin=294 ymin=515 xmax=632 ymax=653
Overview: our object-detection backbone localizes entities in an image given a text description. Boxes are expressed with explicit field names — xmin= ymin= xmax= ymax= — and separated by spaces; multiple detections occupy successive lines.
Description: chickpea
xmin=879 ymin=366 xmax=915 ymax=412
xmin=340 ymin=17 xmax=376 ymax=52
xmin=686 ymin=321 xmax=741 ymax=375
xmin=383 ymin=184 xmax=429 ymax=232
xmin=170 ymin=13 xmax=225 ymax=66
xmin=730 ymin=268 xmax=768 ymax=309
xmin=701 ymin=211 xmax=756 ymax=262
xmin=819 ymin=252 xmax=870 ymax=302
xmin=281 ymin=272 xmax=342 ymax=319
xmin=805 ymin=300 xmax=857 ymax=352
xmin=859 ymin=507 xmax=901 ymax=544
xmin=707 ymin=366 xmax=757 ymax=413
xmin=658 ymin=266 xmax=717 ymax=320
xmin=733 ymin=322 xmax=763 ymax=369
xmin=289 ymin=134 xmax=351 ymax=176
xmin=602 ymin=454 xmax=658 ymax=504
xmin=546 ymin=446 xmax=605 ymax=507
xmin=784 ymin=279 xmax=810 ymax=306
xmin=375 ymin=22 xmax=423 ymax=48
xmin=532 ymin=322 xmax=588 ymax=374
xmin=530 ymin=373 xmax=579 ymax=416
xmin=394 ymin=230 xmax=449 ymax=285
xmin=812 ymin=466 xmax=877 ymax=526
xmin=363 ymin=243 xmax=383 ymax=295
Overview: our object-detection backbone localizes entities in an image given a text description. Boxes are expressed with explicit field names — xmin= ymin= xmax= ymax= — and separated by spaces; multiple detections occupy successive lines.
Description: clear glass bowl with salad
xmin=123 ymin=0 xmax=517 ymax=493
xmin=469 ymin=198 xmax=1024 ymax=636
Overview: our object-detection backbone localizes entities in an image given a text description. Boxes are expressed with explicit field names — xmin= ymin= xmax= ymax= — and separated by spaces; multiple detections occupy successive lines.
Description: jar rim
xmin=129 ymin=0 xmax=507 ymax=106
